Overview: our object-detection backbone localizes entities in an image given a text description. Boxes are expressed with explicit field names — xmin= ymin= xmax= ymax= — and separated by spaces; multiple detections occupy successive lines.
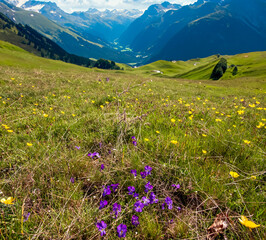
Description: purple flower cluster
xmin=95 ymin=166 xmax=180 ymax=238
xmin=131 ymin=165 xmax=152 ymax=179
xmin=132 ymin=136 xmax=137 ymax=146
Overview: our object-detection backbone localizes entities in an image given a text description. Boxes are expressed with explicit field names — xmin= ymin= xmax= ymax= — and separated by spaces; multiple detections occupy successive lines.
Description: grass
xmin=0 ymin=41 xmax=265 ymax=239
xmin=133 ymin=52 xmax=266 ymax=81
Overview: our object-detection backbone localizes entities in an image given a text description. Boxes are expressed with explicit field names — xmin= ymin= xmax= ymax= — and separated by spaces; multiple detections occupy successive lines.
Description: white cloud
xmin=40 ymin=0 xmax=197 ymax=13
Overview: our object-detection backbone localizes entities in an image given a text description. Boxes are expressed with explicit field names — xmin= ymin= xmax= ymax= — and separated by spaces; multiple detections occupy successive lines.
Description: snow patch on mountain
xmin=24 ymin=4 xmax=44 ymax=13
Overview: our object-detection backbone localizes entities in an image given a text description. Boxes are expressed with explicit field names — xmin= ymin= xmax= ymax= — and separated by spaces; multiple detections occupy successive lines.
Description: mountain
xmin=0 ymin=12 xmax=96 ymax=67
xmin=8 ymin=0 xmax=142 ymax=43
xmin=119 ymin=0 xmax=266 ymax=63
xmin=118 ymin=1 xmax=181 ymax=49
xmin=0 ymin=0 xmax=137 ymax=63
xmin=71 ymin=8 xmax=142 ymax=42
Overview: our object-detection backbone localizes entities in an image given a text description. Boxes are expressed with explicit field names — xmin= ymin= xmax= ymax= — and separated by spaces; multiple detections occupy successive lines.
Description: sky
xmin=39 ymin=0 xmax=197 ymax=13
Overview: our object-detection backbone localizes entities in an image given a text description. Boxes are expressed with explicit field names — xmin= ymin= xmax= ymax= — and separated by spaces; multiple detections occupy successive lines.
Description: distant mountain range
xmin=20 ymin=1 xmax=142 ymax=42
xmin=1 ymin=0 xmax=266 ymax=64
xmin=0 ymin=0 xmax=138 ymax=63
xmin=119 ymin=0 xmax=266 ymax=63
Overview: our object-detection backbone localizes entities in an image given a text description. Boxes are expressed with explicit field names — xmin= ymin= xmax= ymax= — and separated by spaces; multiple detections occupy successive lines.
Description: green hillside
xmin=135 ymin=52 xmax=266 ymax=80
xmin=0 ymin=42 xmax=265 ymax=239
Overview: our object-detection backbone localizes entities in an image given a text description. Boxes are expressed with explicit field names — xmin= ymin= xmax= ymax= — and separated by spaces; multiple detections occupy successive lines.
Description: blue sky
xmin=41 ymin=0 xmax=197 ymax=13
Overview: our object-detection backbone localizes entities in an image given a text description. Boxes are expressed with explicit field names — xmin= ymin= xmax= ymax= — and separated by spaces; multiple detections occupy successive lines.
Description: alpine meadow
xmin=0 ymin=0 xmax=266 ymax=239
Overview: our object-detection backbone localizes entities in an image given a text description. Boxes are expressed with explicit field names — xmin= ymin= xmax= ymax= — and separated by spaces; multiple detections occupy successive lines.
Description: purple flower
xmin=103 ymin=186 xmax=111 ymax=197
xmin=106 ymin=77 xmax=110 ymax=82
xmin=100 ymin=164 xmax=105 ymax=171
xmin=177 ymin=206 xmax=181 ymax=211
xmin=113 ymin=203 xmax=121 ymax=218
xmin=111 ymin=184 xmax=119 ymax=192
xmin=23 ymin=212 xmax=30 ymax=222
xmin=165 ymin=197 xmax=173 ymax=209
xmin=117 ymin=224 xmax=127 ymax=238
xmin=133 ymin=192 xmax=139 ymax=199
xmin=161 ymin=203 xmax=165 ymax=210
xmin=142 ymin=196 xmax=150 ymax=206
xmin=131 ymin=136 xmax=136 ymax=140
xmin=140 ymin=171 xmax=147 ymax=179
xmin=88 ymin=152 xmax=101 ymax=158
xmin=128 ymin=186 xmax=135 ymax=195
xmin=131 ymin=215 xmax=139 ymax=227
xmin=132 ymin=141 xmax=137 ymax=146
xmin=171 ymin=184 xmax=180 ymax=189
xmin=96 ymin=221 xmax=107 ymax=236
xmin=149 ymin=192 xmax=158 ymax=204
xmin=99 ymin=200 xmax=108 ymax=209
xmin=131 ymin=169 xmax=137 ymax=177
xmin=75 ymin=146 xmax=80 ymax=150
xmin=134 ymin=201 xmax=144 ymax=212
xmin=144 ymin=181 xmax=153 ymax=193
xmin=70 ymin=177 xmax=75 ymax=183
xmin=144 ymin=165 xmax=152 ymax=175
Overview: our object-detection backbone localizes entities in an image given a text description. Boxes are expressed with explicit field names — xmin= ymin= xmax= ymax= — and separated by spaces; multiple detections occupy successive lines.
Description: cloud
xmin=41 ymin=0 xmax=197 ymax=13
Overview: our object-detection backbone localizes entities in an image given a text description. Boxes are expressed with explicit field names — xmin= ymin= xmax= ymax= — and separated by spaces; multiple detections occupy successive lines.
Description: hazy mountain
xmin=120 ymin=0 xmax=266 ymax=63
xmin=8 ymin=0 xmax=142 ymax=42
xmin=71 ymin=8 xmax=142 ymax=42
xmin=0 ymin=0 xmax=137 ymax=63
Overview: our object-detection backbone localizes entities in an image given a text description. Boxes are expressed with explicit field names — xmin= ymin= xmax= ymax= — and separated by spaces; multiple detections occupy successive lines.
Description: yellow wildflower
xmin=202 ymin=150 xmax=207 ymax=154
xmin=27 ymin=143 xmax=33 ymax=147
xmin=171 ymin=140 xmax=178 ymax=144
xmin=1 ymin=197 xmax=15 ymax=205
xmin=239 ymin=216 xmax=260 ymax=229
xmin=171 ymin=119 xmax=176 ymax=123
xmin=100 ymin=105 xmax=104 ymax=109
xmin=144 ymin=138 xmax=149 ymax=142
xmin=202 ymin=134 xmax=207 ymax=137
xmin=7 ymin=130 xmax=13 ymax=133
xmin=250 ymin=176 xmax=256 ymax=180
xmin=215 ymin=118 xmax=222 ymax=122
xmin=243 ymin=140 xmax=251 ymax=145
xmin=156 ymin=131 xmax=160 ymax=134
xmin=43 ymin=114 xmax=48 ymax=117
xmin=230 ymin=171 xmax=239 ymax=178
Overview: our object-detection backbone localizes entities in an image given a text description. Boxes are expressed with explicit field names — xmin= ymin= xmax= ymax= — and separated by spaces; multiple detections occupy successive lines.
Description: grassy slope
xmin=0 ymin=41 xmax=265 ymax=239
xmin=134 ymin=52 xmax=266 ymax=81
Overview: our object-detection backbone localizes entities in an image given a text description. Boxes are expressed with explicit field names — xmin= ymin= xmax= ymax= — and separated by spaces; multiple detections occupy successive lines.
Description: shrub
xmin=210 ymin=57 xmax=227 ymax=80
